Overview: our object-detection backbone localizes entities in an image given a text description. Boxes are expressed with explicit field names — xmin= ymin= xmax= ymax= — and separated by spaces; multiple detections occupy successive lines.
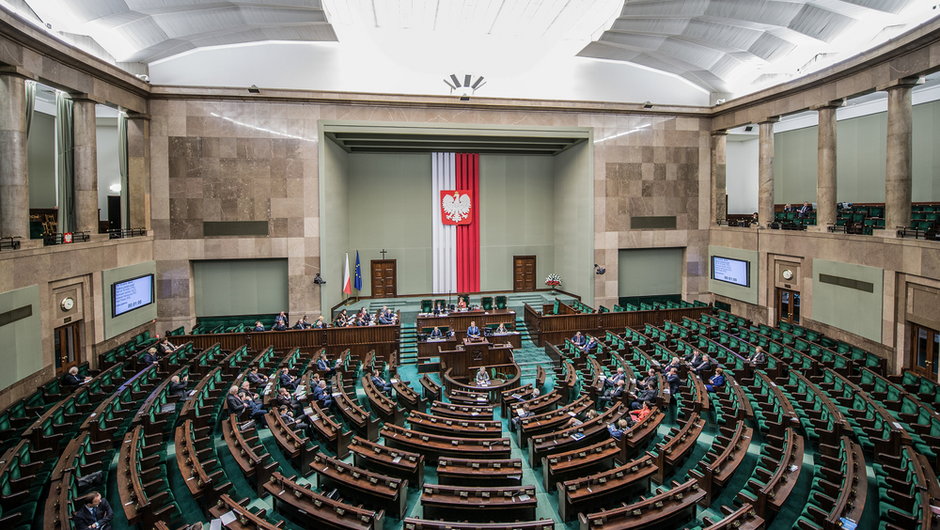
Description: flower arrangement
xmin=545 ymin=273 xmax=562 ymax=288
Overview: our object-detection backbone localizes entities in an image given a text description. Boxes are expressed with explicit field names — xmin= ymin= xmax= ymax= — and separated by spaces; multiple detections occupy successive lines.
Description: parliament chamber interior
xmin=2 ymin=1 xmax=940 ymax=529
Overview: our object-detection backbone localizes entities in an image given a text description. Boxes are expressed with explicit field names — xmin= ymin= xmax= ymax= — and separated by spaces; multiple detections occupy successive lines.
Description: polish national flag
xmin=342 ymin=252 xmax=352 ymax=295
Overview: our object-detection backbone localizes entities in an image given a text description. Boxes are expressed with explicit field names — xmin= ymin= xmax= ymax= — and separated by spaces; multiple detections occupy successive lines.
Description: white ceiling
xmin=4 ymin=0 xmax=939 ymax=103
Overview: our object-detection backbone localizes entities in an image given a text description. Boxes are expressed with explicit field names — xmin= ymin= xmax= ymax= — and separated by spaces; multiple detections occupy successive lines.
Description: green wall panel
xmin=773 ymin=126 xmax=817 ymax=204
xmin=0 ymin=285 xmax=42 ymax=391
xmin=812 ymin=259 xmax=883 ymax=342
xmin=193 ymin=259 xmax=288 ymax=317
xmin=554 ymin=142 xmax=594 ymax=303
xmin=320 ymin=136 xmax=349 ymax=312
xmin=618 ymin=248 xmax=684 ymax=297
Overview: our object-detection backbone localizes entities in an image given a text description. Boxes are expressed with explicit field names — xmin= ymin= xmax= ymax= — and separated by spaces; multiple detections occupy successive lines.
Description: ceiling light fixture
xmin=248 ymin=84 xmax=261 ymax=94
xmin=443 ymin=74 xmax=486 ymax=101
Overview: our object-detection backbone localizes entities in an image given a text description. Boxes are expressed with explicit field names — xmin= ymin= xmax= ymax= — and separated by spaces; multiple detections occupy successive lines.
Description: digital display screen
xmin=711 ymin=256 xmax=750 ymax=287
xmin=112 ymin=274 xmax=154 ymax=317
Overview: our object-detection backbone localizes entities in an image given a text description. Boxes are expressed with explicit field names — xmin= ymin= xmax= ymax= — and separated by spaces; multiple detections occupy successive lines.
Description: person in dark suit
xmin=274 ymin=311 xmax=287 ymax=326
xmin=638 ymin=369 xmax=657 ymax=390
xmin=466 ymin=321 xmax=481 ymax=338
xmin=662 ymin=357 xmax=682 ymax=374
xmin=582 ymin=335 xmax=598 ymax=353
xmin=371 ymin=369 xmax=392 ymax=394
xmin=798 ymin=201 xmax=812 ymax=218
xmin=666 ymin=368 xmax=681 ymax=397
xmin=226 ymin=386 xmax=246 ymax=417
xmin=685 ymin=349 xmax=703 ymax=365
xmin=607 ymin=418 xmax=628 ymax=441
xmin=246 ymin=366 xmax=268 ymax=387
xmin=333 ymin=310 xmax=348 ymax=327
xmin=605 ymin=367 xmax=626 ymax=389
xmin=253 ymin=321 xmax=265 ymax=332
xmin=156 ymin=337 xmax=178 ymax=355
xmin=278 ymin=406 xmax=315 ymax=439
xmin=168 ymin=375 xmax=189 ymax=398
xmin=630 ymin=386 xmax=658 ymax=410
xmin=429 ymin=326 xmax=444 ymax=339
xmin=511 ymin=404 xmax=533 ymax=430
xmin=238 ymin=390 xmax=267 ymax=423
xmin=71 ymin=491 xmax=113 ymax=530
xmin=748 ymin=346 xmax=767 ymax=366
xmin=275 ymin=387 xmax=302 ymax=414
xmin=692 ymin=354 xmax=714 ymax=375
xmin=378 ymin=311 xmax=395 ymax=325
xmin=142 ymin=348 xmax=160 ymax=365
xmin=311 ymin=380 xmax=333 ymax=408
xmin=272 ymin=319 xmax=288 ymax=331
xmin=597 ymin=380 xmax=625 ymax=410
xmin=291 ymin=319 xmax=305 ymax=330
xmin=571 ymin=332 xmax=586 ymax=347
xmin=706 ymin=368 xmax=726 ymax=392
xmin=62 ymin=366 xmax=90 ymax=386
xmin=432 ymin=303 xmax=445 ymax=316
xmin=278 ymin=368 xmax=298 ymax=392
xmin=316 ymin=352 xmax=338 ymax=376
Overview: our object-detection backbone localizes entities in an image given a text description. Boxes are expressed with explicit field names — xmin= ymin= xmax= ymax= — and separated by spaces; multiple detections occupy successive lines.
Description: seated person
xmin=705 ymin=368 xmax=726 ymax=392
xmin=607 ymin=418 xmax=629 ymax=441
xmin=300 ymin=315 xmax=313 ymax=328
xmin=456 ymin=298 xmax=468 ymax=310
xmin=142 ymin=347 xmax=160 ymax=365
xmin=360 ymin=308 xmax=372 ymax=323
xmin=378 ymin=311 xmax=396 ymax=325
xmin=783 ymin=203 xmax=794 ymax=212
xmin=429 ymin=326 xmax=444 ymax=339
xmin=292 ymin=319 xmax=305 ymax=330
xmin=371 ymin=369 xmax=393 ymax=394
xmin=226 ymin=386 xmax=247 ymax=417
xmin=629 ymin=401 xmax=653 ymax=425
xmin=316 ymin=352 xmax=339 ymax=376
xmin=275 ymin=387 xmax=302 ymax=413
xmin=432 ymin=302 xmax=445 ymax=315
xmin=246 ymin=366 xmax=268 ymax=387
xmin=354 ymin=316 xmax=367 ymax=327
xmin=638 ymin=369 xmax=657 ymax=390
xmin=511 ymin=404 xmax=533 ymax=429
xmin=71 ymin=491 xmax=113 ymax=530
xmin=333 ymin=310 xmax=349 ymax=327
xmin=313 ymin=315 xmax=326 ymax=328
xmin=278 ymin=405 xmax=315 ymax=439
xmin=239 ymin=390 xmax=268 ymax=423
xmin=662 ymin=356 xmax=682 ymax=374
xmin=495 ymin=323 xmax=509 ymax=334
xmin=605 ymin=366 xmax=626 ymax=388
xmin=156 ymin=337 xmax=179 ymax=355
xmin=666 ymin=368 xmax=681 ymax=397
xmin=571 ymin=331 xmax=586 ymax=347
xmin=272 ymin=319 xmax=288 ymax=331
xmin=747 ymin=346 xmax=766 ymax=365
xmin=684 ymin=349 xmax=703 ymax=365
xmin=240 ymin=380 xmax=261 ymax=402
xmin=279 ymin=368 xmax=298 ymax=392
xmin=253 ymin=321 xmax=265 ymax=332
xmin=582 ymin=335 xmax=598 ymax=353
xmin=62 ymin=366 xmax=91 ymax=386
xmin=597 ymin=380 xmax=625 ymax=410
xmin=630 ymin=385 xmax=659 ymax=410
xmin=311 ymin=380 xmax=333 ymax=408
xmin=466 ymin=321 xmax=481 ymax=338
xmin=274 ymin=311 xmax=288 ymax=326
xmin=475 ymin=367 xmax=490 ymax=386
xmin=798 ymin=201 xmax=812 ymax=218
xmin=692 ymin=354 xmax=714 ymax=375
xmin=168 ymin=374 xmax=189 ymax=398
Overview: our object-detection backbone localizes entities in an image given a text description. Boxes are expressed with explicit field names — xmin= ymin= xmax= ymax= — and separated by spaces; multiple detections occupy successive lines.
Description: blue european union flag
xmin=354 ymin=251 xmax=362 ymax=291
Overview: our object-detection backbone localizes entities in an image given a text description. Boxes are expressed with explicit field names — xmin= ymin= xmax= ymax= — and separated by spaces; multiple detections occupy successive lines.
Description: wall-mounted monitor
xmin=112 ymin=274 xmax=154 ymax=317
xmin=711 ymin=256 xmax=750 ymax=288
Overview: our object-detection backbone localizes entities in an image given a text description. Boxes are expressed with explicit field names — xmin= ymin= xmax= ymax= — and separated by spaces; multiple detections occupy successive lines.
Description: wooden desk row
xmin=421 ymin=483 xmax=538 ymax=522
xmin=557 ymin=454 xmax=656 ymax=522
xmin=265 ymin=472 xmax=384 ymax=530
xmin=311 ymin=452 xmax=408 ymax=519
xmin=578 ymin=478 xmax=706 ymax=530
xmin=381 ymin=423 xmax=511 ymax=464
xmin=436 ymin=457 xmax=524 ymax=487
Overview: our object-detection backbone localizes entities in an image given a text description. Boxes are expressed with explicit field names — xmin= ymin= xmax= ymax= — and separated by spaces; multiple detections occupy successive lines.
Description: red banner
xmin=440 ymin=189 xmax=473 ymax=225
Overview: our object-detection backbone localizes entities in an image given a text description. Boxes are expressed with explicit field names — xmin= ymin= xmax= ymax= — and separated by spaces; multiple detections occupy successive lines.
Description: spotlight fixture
xmin=594 ymin=264 xmax=606 ymax=275
xmin=135 ymin=74 xmax=150 ymax=83
xmin=744 ymin=125 xmax=754 ymax=132
xmin=313 ymin=273 xmax=326 ymax=285
xmin=248 ymin=84 xmax=261 ymax=94
xmin=443 ymin=74 xmax=486 ymax=101
xmin=642 ymin=101 xmax=653 ymax=109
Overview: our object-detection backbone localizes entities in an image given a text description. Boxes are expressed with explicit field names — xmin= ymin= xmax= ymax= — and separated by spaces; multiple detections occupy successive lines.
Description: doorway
xmin=910 ymin=324 xmax=940 ymax=380
xmin=54 ymin=321 xmax=83 ymax=374
xmin=776 ymin=288 xmax=801 ymax=324
xmin=107 ymin=195 xmax=121 ymax=232
xmin=513 ymin=256 xmax=537 ymax=292
xmin=371 ymin=260 xmax=397 ymax=297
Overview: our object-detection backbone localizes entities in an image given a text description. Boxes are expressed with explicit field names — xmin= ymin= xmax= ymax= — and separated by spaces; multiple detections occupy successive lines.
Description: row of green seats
xmin=781 ymin=320 xmax=884 ymax=372
xmin=643 ymin=323 xmax=668 ymax=343
xmin=134 ymin=365 xmax=192 ymax=439
xmin=0 ymin=438 xmax=55 ymax=528
xmin=181 ymin=366 xmax=226 ymax=429
xmin=857 ymin=367 xmax=939 ymax=466
xmin=97 ymin=330 xmax=155 ymax=368
xmin=80 ymin=368 xmax=153 ymax=443
xmin=736 ymin=427 xmax=803 ymax=511
xmin=120 ymin=425 xmax=184 ymax=527
xmin=43 ymin=431 xmax=114 ymax=529
xmin=794 ymin=436 xmax=866 ymax=529
xmin=818 ymin=369 xmax=899 ymax=453
xmin=872 ymin=446 xmax=932 ymax=529
xmin=621 ymin=327 xmax=647 ymax=346
xmin=781 ymin=371 xmax=842 ymax=441
xmin=896 ymin=370 xmax=940 ymax=409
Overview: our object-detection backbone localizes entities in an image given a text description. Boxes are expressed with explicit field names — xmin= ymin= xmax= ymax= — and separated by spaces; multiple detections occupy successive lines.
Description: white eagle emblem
xmin=442 ymin=191 xmax=472 ymax=223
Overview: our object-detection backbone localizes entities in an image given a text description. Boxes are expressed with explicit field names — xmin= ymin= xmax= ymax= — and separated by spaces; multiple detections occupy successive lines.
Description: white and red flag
xmin=432 ymin=153 xmax=480 ymax=293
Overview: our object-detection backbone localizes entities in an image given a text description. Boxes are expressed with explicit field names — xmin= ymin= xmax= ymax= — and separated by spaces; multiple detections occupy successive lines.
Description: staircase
xmin=513 ymin=317 xmax=555 ymax=383
xmin=399 ymin=323 xmax=418 ymax=365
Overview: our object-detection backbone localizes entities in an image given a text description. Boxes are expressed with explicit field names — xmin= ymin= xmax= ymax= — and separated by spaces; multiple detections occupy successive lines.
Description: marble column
xmin=758 ymin=118 xmax=779 ymax=227
xmin=815 ymin=102 xmax=842 ymax=229
xmin=0 ymin=69 xmax=29 ymax=238
xmin=71 ymin=95 xmax=99 ymax=234
xmin=884 ymin=77 xmax=922 ymax=231
xmin=710 ymin=131 xmax=727 ymax=224
xmin=126 ymin=113 xmax=151 ymax=230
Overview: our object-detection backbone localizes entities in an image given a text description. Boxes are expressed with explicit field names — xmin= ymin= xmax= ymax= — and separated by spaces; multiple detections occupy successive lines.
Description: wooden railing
xmin=523 ymin=303 xmax=711 ymax=346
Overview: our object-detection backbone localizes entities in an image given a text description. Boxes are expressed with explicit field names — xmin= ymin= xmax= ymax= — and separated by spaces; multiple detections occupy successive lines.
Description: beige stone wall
xmin=147 ymin=98 xmax=714 ymax=330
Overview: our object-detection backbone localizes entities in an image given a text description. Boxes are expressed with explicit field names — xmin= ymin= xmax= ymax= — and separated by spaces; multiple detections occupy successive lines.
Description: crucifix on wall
xmin=380 ymin=249 xmax=389 ymax=259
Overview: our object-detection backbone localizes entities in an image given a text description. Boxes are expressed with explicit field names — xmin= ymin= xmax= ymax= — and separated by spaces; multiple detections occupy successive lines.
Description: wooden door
xmin=371 ymin=260 xmax=397 ymax=297
xmin=910 ymin=324 xmax=940 ymax=380
xmin=776 ymin=288 xmax=801 ymax=324
xmin=54 ymin=321 xmax=83 ymax=374
xmin=513 ymin=256 xmax=537 ymax=292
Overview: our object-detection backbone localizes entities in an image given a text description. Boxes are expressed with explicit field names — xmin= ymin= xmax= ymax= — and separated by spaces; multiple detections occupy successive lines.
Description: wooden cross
xmin=380 ymin=249 xmax=388 ymax=259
